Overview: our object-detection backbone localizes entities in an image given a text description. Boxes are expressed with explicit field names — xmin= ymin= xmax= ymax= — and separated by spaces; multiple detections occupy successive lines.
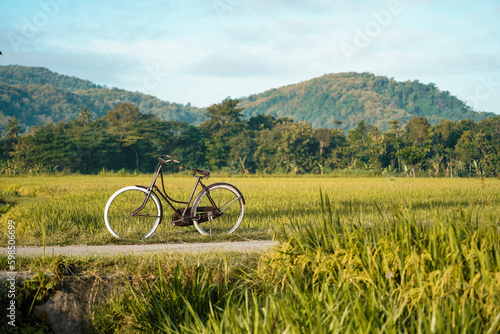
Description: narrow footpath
xmin=11 ymin=240 xmax=279 ymax=257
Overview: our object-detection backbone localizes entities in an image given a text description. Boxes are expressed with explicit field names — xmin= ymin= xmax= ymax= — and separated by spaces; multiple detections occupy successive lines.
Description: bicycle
xmin=104 ymin=155 xmax=245 ymax=238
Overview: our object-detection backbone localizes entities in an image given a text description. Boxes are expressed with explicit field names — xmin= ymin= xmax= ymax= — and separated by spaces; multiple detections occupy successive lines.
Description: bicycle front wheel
xmin=191 ymin=183 xmax=245 ymax=236
xmin=104 ymin=186 xmax=162 ymax=239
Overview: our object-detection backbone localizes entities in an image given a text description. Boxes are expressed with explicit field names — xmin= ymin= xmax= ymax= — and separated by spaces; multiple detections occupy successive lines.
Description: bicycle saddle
xmin=192 ymin=169 xmax=210 ymax=177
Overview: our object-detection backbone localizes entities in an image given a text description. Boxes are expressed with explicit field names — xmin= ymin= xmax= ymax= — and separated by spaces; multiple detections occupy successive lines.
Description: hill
xmin=0 ymin=66 xmax=495 ymax=132
xmin=238 ymin=72 xmax=495 ymax=131
xmin=0 ymin=65 xmax=204 ymax=129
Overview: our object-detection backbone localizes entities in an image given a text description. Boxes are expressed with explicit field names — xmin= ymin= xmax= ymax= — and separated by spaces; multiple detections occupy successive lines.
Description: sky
xmin=0 ymin=0 xmax=499 ymax=114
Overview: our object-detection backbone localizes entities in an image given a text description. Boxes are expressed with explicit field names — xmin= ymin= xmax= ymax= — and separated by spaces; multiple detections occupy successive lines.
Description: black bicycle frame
xmin=133 ymin=161 xmax=218 ymax=225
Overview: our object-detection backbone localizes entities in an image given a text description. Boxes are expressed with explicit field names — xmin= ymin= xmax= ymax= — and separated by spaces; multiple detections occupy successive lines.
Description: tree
xmin=368 ymin=126 xmax=383 ymax=170
xmin=278 ymin=121 xmax=317 ymax=173
xmin=333 ymin=120 xmax=343 ymax=131
xmin=405 ymin=117 xmax=431 ymax=147
xmin=201 ymin=98 xmax=247 ymax=170
xmin=103 ymin=103 xmax=158 ymax=170
xmin=1 ymin=117 xmax=22 ymax=162
xmin=6 ymin=117 xmax=21 ymax=138
xmin=105 ymin=103 xmax=144 ymax=126
xmin=431 ymin=119 xmax=463 ymax=177
xmin=170 ymin=124 xmax=206 ymax=170
xmin=228 ymin=128 xmax=256 ymax=173
xmin=397 ymin=146 xmax=425 ymax=177
xmin=427 ymin=154 xmax=443 ymax=177
xmin=248 ymin=114 xmax=275 ymax=131
xmin=346 ymin=121 xmax=373 ymax=167
xmin=77 ymin=106 xmax=94 ymax=126
xmin=202 ymin=97 xmax=243 ymax=133
xmin=381 ymin=120 xmax=404 ymax=171
xmin=205 ymin=134 xmax=226 ymax=170
xmin=314 ymin=128 xmax=332 ymax=157
xmin=474 ymin=117 xmax=500 ymax=176
xmin=10 ymin=123 xmax=69 ymax=171
xmin=253 ymin=127 xmax=282 ymax=173
xmin=65 ymin=119 xmax=121 ymax=172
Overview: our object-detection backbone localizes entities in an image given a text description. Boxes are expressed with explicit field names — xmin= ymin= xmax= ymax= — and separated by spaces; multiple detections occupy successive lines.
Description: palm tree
xmin=78 ymin=106 xmax=94 ymax=126
xmin=428 ymin=154 xmax=443 ymax=177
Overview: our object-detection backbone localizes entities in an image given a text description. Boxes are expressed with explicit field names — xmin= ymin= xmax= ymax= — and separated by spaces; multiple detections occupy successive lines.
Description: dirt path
xmin=11 ymin=240 xmax=279 ymax=257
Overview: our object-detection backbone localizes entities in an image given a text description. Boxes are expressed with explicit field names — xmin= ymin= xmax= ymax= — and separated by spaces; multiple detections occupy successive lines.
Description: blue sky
xmin=1 ymin=0 xmax=499 ymax=114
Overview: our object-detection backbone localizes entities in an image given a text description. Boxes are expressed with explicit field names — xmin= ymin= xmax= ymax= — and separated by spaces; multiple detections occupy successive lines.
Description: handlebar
xmin=158 ymin=155 xmax=180 ymax=164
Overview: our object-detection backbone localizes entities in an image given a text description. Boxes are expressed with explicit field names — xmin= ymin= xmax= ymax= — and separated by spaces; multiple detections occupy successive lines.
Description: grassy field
xmin=1 ymin=175 xmax=500 ymax=246
xmin=2 ymin=175 xmax=500 ymax=332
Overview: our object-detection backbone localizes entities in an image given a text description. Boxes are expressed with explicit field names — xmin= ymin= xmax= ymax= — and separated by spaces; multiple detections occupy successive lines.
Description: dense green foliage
xmin=1 ymin=96 xmax=500 ymax=176
xmin=0 ymin=65 xmax=204 ymax=129
xmin=240 ymin=72 xmax=495 ymax=131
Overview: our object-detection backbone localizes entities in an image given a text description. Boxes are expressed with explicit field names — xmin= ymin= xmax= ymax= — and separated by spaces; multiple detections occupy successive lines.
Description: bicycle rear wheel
xmin=191 ymin=183 xmax=244 ymax=236
xmin=104 ymin=186 xmax=162 ymax=239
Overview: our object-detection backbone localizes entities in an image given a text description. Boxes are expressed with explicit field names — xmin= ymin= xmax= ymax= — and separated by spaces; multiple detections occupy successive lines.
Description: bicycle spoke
xmin=219 ymin=195 xmax=240 ymax=213
xmin=105 ymin=187 xmax=162 ymax=239
xmin=192 ymin=184 xmax=244 ymax=236
xmin=133 ymin=214 xmax=161 ymax=218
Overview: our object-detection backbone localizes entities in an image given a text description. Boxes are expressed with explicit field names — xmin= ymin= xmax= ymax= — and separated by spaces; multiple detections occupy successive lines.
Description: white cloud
xmin=1 ymin=0 xmax=499 ymax=113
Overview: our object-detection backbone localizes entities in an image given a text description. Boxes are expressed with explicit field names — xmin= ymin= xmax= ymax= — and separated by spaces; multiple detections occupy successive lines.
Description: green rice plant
xmin=251 ymin=192 xmax=500 ymax=333
xmin=93 ymin=257 xmax=247 ymax=333
xmin=88 ymin=188 xmax=500 ymax=333
xmin=1 ymin=176 xmax=499 ymax=249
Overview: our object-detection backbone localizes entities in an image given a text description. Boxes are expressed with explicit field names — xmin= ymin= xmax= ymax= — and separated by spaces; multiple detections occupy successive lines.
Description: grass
xmin=0 ymin=250 xmax=262 ymax=276
xmin=89 ymin=191 xmax=500 ymax=333
xmin=0 ymin=251 xmax=262 ymax=333
xmin=1 ymin=175 xmax=499 ymax=332
xmin=1 ymin=175 xmax=500 ymax=246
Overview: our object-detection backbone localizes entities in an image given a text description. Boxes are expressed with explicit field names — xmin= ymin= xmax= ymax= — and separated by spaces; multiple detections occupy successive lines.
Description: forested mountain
xmin=239 ymin=72 xmax=496 ymax=131
xmin=0 ymin=65 xmax=204 ymax=129
xmin=0 ymin=66 xmax=496 ymax=132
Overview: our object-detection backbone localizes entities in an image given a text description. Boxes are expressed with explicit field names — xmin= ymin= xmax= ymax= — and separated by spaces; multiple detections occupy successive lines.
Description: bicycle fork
xmin=131 ymin=187 xmax=155 ymax=217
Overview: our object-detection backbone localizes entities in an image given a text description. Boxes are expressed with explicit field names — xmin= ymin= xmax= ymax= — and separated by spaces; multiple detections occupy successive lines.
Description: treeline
xmin=1 ymin=98 xmax=499 ymax=177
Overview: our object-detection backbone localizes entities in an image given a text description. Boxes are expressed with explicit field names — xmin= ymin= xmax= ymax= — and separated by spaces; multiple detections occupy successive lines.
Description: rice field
xmin=2 ymin=175 xmax=500 ymax=332
xmin=92 ymin=187 xmax=500 ymax=333
xmin=1 ymin=175 xmax=500 ymax=246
